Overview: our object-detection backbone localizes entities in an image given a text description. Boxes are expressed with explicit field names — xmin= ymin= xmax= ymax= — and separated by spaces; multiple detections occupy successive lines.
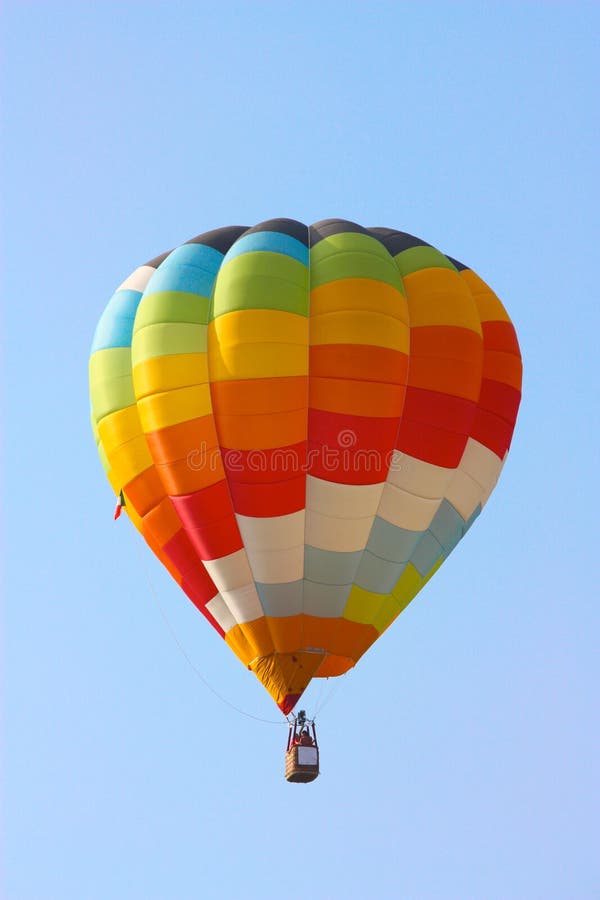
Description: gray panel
xmin=256 ymin=580 xmax=303 ymax=617
xmin=244 ymin=218 xmax=308 ymax=246
xmin=304 ymin=545 xmax=362 ymax=585
xmin=302 ymin=581 xmax=351 ymax=617
xmin=354 ymin=551 xmax=406 ymax=594
xmin=429 ymin=499 xmax=465 ymax=556
xmin=368 ymin=228 xmax=431 ymax=255
xmin=367 ymin=517 xmax=421 ymax=563
xmin=464 ymin=504 xmax=481 ymax=532
xmin=410 ymin=531 xmax=444 ymax=577
xmin=309 ymin=218 xmax=369 ymax=245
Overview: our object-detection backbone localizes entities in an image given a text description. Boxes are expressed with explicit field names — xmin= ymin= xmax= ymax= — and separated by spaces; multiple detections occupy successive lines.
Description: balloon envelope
xmin=89 ymin=219 xmax=522 ymax=713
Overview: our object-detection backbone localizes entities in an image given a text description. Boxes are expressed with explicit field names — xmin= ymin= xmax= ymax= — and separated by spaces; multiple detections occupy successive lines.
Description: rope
xmin=133 ymin=538 xmax=287 ymax=727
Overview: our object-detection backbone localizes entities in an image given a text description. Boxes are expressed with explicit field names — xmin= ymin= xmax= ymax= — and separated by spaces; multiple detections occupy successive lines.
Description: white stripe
xmin=220 ymin=583 xmax=264 ymax=623
xmin=459 ymin=438 xmax=503 ymax=501
xmin=305 ymin=510 xmax=374 ymax=552
xmin=117 ymin=265 xmax=157 ymax=293
xmin=235 ymin=510 xmax=305 ymax=551
xmin=306 ymin=476 xmax=384 ymax=517
xmin=205 ymin=595 xmax=238 ymax=633
xmin=248 ymin=546 xmax=305 ymax=583
xmin=202 ymin=548 xmax=254 ymax=592
xmin=378 ymin=483 xmax=442 ymax=530
xmin=387 ymin=450 xmax=454 ymax=499
xmin=445 ymin=471 xmax=483 ymax=520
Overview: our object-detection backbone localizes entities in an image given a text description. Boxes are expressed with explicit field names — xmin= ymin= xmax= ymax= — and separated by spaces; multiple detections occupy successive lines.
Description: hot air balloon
xmin=89 ymin=218 xmax=522 ymax=779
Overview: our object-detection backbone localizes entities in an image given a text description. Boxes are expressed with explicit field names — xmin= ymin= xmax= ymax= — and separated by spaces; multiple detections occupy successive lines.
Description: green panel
xmin=89 ymin=348 xmax=135 ymax=423
xmin=90 ymin=373 xmax=136 ymax=423
xmin=134 ymin=291 xmax=211 ymax=330
xmin=394 ymin=245 xmax=458 ymax=277
xmin=310 ymin=232 xmax=404 ymax=292
xmin=212 ymin=251 xmax=309 ymax=319
xmin=131 ymin=322 xmax=207 ymax=367
xmin=97 ymin=436 xmax=112 ymax=476
xmin=89 ymin=347 xmax=131 ymax=381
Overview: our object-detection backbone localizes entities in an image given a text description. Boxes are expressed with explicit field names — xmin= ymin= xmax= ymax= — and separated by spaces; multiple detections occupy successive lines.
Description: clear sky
xmin=3 ymin=2 xmax=599 ymax=898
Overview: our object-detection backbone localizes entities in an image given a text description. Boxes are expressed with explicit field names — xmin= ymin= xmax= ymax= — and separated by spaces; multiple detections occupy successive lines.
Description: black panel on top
xmin=369 ymin=228 xmax=431 ymax=256
xmin=309 ymin=218 xmax=370 ymax=245
xmin=185 ymin=225 xmax=249 ymax=254
xmin=446 ymin=255 xmax=469 ymax=271
xmin=143 ymin=249 xmax=174 ymax=268
xmin=242 ymin=218 xmax=309 ymax=246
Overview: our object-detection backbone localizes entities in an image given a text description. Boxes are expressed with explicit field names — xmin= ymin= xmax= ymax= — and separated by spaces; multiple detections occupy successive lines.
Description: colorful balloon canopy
xmin=89 ymin=218 xmax=522 ymax=714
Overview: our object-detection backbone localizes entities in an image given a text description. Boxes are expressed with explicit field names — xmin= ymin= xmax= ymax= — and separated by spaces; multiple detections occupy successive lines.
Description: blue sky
xmin=3 ymin=2 xmax=599 ymax=898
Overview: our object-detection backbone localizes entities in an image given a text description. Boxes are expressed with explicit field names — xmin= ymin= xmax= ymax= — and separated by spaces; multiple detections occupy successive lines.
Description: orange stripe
xmin=145 ymin=415 xmax=219 ymax=463
xmin=210 ymin=376 xmax=307 ymax=416
xmin=215 ymin=408 xmax=307 ymax=450
xmin=314 ymin=655 xmax=354 ymax=677
xmin=309 ymin=376 xmax=406 ymax=417
xmin=155 ymin=456 xmax=225 ymax=496
xmin=310 ymin=344 xmax=408 ymax=384
xmin=142 ymin=498 xmax=182 ymax=546
xmin=410 ymin=325 xmax=482 ymax=361
xmin=407 ymin=355 xmax=482 ymax=401
xmin=226 ymin=618 xmax=275 ymax=665
xmin=123 ymin=465 xmax=164 ymax=516
xmin=482 ymin=350 xmax=523 ymax=390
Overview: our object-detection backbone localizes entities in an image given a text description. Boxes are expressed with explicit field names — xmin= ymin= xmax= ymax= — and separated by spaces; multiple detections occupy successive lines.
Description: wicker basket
xmin=285 ymin=745 xmax=320 ymax=783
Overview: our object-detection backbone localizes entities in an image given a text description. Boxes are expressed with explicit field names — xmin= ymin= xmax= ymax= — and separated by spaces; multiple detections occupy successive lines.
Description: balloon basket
xmin=284 ymin=713 xmax=319 ymax=783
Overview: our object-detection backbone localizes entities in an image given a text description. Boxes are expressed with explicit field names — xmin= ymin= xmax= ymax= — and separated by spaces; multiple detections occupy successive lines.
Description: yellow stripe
xmin=137 ymin=383 xmax=213 ymax=432
xmin=310 ymin=278 xmax=409 ymax=323
xmin=209 ymin=309 xmax=308 ymax=347
xmin=208 ymin=342 xmax=308 ymax=381
xmin=104 ymin=436 xmax=153 ymax=486
xmin=343 ymin=557 xmax=445 ymax=632
xmin=403 ymin=268 xmax=482 ymax=331
xmin=310 ymin=310 xmax=410 ymax=352
xmin=98 ymin=405 xmax=143 ymax=453
xmin=133 ymin=353 xmax=209 ymax=400
xmin=343 ymin=585 xmax=386 ymax=625
xmin=391 ymin=558 xmax=443 ymax=609
xmin=460 ymin=270 xmax=512 ymax=323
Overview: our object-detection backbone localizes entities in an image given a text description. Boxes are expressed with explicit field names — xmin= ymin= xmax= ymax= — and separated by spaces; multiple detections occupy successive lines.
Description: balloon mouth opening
xmin=278 ymin=693 xmax=302 ymax=715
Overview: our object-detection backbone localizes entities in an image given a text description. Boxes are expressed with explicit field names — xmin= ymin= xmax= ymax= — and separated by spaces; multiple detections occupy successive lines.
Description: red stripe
xmin=180 ymin=580 xmax=225 ymax=637
xmin=170 ymin=480 xmax=232 ymax=526
xmin=471 ymin=408 xmax=513 ymax=458
xmin=402 ymin=387 xmax=475 ymax=434
xmin=477 ymin=379 xmax=521 ymax=426
xmin=222 ymin=442 xmax=307 ymax=484
xmin=307 ymin=409 xmax=398 ymax=484
xmin=228 ymin=476 xmax=307 ymax=517
xmin=482 ymin=321 xmax=521 ymax=355
xmin=397 ymin=418 xmax=468 ymax=468
xmin=163 ymin=530 xmax=212 ymax=578
xmin=184 ymin=514 xmax=243 ymax=560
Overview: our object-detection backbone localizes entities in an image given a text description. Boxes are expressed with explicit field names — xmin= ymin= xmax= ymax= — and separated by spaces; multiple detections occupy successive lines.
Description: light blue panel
xmin=304 ymin=546 xmax=363 ymax=585
xmin=169 ymin=243 xmax=224 ymax=269
xmin=410 ymin=531 xmax=444 ymax=577
xmin=145 ymin=243 xmax=224 ymax=297
xmin=90 ymin=289 xmax=141 ymax=352
xmin=256 ymin=581 xmax=303 ymax=617
xmin=303 ymin=581 xmax=351 ymax=617
xmin=367 ymin=517 xmax=422 ymax=563
xmin=354 ymin=550 xmax=407 ymax=594
xmin=429 ymin=499 xmax=466 ymax=556
xmin=222 ymin=231 xmax=309 ymax=267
